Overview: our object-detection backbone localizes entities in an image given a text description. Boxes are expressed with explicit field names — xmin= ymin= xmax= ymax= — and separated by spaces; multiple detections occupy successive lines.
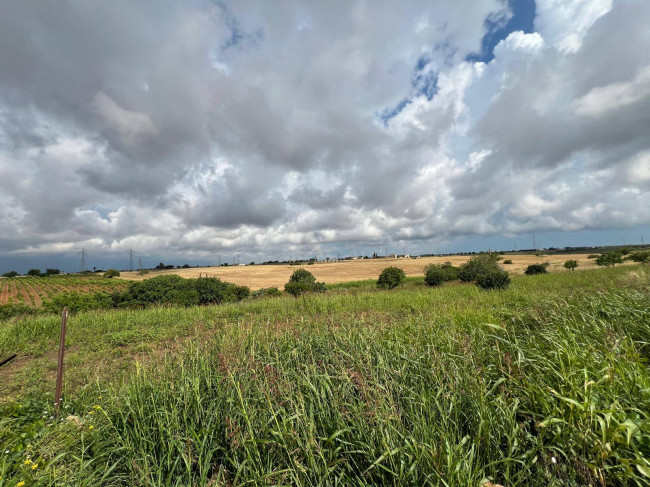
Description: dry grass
xmin=118 ymin=253 xmax=619 ymax=290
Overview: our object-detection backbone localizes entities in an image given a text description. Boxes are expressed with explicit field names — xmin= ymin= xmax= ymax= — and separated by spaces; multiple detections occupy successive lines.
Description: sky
xmin=0 ymin=0 xmax=649 ymax=272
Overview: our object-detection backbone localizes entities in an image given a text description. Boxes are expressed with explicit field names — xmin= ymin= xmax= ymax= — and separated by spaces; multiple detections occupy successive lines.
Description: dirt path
xmin=0 ymin=281 xmax=8 ymax=305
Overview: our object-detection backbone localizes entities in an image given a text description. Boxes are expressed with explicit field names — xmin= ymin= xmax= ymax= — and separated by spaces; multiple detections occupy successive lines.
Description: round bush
xmin=104 ymin=268 xmax=121 ymax=278
xmin=285 ymin=269 xmax=325 ymax=296
xmin=377 ymin=267 xmax=406 ymax=289
xmin=525 ymin=263 xmax=548 ymax=275
xmin=476 ymin=268 xmax=511 ymax=290
xmin=458 ymin=255 xmax=500 ymax=282
xmin=289 ymin=268 xmax=316 ymax=284
xmin=424 ymin=267 xmax=445 ymax=287
xmin=564 ymin=260 xmax=578 ymax=271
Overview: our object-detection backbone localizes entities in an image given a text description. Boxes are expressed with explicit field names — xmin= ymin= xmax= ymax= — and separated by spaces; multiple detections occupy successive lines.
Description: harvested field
xmin=120 ymin=253 xmax=622 ymax=289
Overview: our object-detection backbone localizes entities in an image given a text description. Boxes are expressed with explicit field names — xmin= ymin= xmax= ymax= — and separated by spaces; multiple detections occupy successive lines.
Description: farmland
xmin=120 ymin=252 xmax=612 ymax=289
xmin=0 ymin=275 xmax=126 ymax=307
xmin=0 ymin=265 xmax=648 ymax=486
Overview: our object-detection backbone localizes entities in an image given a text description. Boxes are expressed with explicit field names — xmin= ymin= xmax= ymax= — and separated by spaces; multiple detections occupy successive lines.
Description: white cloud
xmin=535 ymin=0 xmax=613 ymax=52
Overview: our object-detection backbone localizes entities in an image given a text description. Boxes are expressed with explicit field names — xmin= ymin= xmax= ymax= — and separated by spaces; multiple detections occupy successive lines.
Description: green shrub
xmin=625 ymin=250 xmax=650 ymax=266
xmin=289 ymin=268 xmax=316 ymax=285
xmin=423 ymin=262 xmax=457 ymax=287
xmin=503 ymin=259 xmax=513 ymax=264
xmin=0 ymin=303 xmax=38 ymax=320
xmin=42 ymin=292 xmax=114 ymax=314
xmin=251 ymin=287 xmax=282 ymax=298
xmin=564 ymin=260 xmax=578 ymax=271
xmin=458 ymin=254 xmax=500 ymax=282
xmin=377 ymin=267 xmax=406 ymax=289
xmin=596 ymin=252 xmax=623 ymax=267
xmin=285 ymin=269 xmax=326 ymax=296
xmin=27 ymin=269 xmax=41 ymax=276
xmin=104 ymin=269 xmax=121 ymax=278
xmin=525 ymin=263 xmax=549 ymax=275
xmin=2 ymin=271 xmax=18 ymax=278
xmin=423 ymin=267 xmax=445 ymax=287
xmin=476 ymin=268 xmax=511 ymax=290
xmin=113 ymin=275 xmax=249 ymax=307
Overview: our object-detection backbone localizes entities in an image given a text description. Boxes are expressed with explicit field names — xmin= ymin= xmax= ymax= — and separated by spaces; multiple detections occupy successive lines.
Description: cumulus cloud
xmin=0 ymin=0 xmax=648 ymax=267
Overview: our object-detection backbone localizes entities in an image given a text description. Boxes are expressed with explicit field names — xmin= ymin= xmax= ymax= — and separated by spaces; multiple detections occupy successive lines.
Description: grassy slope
xmin=0 ymin=267 xmax=649 ymax=486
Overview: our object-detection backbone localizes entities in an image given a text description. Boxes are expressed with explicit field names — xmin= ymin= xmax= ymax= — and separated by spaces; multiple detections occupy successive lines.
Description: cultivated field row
xmin=0 ymin=275 xmax=126 ymax=307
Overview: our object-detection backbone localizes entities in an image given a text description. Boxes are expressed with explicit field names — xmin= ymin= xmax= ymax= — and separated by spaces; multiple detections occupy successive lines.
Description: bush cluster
xmin=377 ymin=267 xmax=406 ymax=289
xmin=423 ymin=262 xmax=458 ymax=287
xmin=112 ymin=275 xmax=250 ymax=308
xmin=458 ymin=254 xmax=499 ymax=282
xmin=476 ymin=269 xmax=511 ymax=290
xmin=625 ymin=250 xmax=650 ymax=265
xmin=284 ymin=269 xmax=326 ymax=296
xmin=458 ymin=254 xmax=510 ymax=290
xmin=596 ymin=252 xmax=623 ymax=267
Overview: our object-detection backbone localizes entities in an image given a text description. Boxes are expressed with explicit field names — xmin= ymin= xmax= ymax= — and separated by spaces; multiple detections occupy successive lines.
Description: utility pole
xmin=79 ymin=247 xmax=87 ymax=272
xmin=129 ymin=249 xmax=134 ymax=272
xmin=532 ymin=233 xmax=536 ymax=250
xmin=138 ymin=257 xmax=142 ymax=271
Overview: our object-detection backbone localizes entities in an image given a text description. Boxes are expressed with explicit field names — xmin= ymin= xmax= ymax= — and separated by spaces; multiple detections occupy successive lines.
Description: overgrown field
xmin=0 ymin=267 xmax=649 ymax=486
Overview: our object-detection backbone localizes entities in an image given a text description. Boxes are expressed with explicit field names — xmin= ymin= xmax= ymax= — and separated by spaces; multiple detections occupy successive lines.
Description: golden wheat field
xmin=118 ymin=253 xmax=616 ymax=290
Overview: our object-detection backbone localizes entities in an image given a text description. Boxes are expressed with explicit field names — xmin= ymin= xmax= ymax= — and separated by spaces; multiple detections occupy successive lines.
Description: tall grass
xmin=0 ymin=267 xmax=648 ymax=486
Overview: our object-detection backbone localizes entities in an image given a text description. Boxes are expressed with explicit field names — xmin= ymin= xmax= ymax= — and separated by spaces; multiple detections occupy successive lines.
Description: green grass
xmin=0 ymin=266 xmax=649 ymax=486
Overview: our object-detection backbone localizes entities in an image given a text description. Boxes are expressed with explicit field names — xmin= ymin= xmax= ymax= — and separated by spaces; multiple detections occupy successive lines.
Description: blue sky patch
xmin=467 ymin=0 xmax=536 ymax=63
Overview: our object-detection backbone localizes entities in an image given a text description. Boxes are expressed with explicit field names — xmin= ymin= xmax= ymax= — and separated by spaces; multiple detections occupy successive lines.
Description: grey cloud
xmin=0 ymin=0 xmax=648 ymax=265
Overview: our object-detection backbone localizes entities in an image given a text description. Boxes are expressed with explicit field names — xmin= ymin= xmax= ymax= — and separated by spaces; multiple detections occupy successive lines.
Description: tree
xmin=27 ymin=268 xmax=41 ymax=276
xmin=525 ymin=263 xmax=549 ymax=275
xmin=564 ymin=260 xmax=578 ymax=271
xmin=2 ymin=271 xmax=18 ymax=278
xmin=104 ymin=269 xmax=121 ymax=278
xmin=458 ymin=254 xmax=500 ymax=282
xmin=284 ymin=269 xmax=326 ymax=296
xmin=377 ymin=267 xmax=406 ymax=289
xmin=595 ymin=252 xmax=623 ymax=267
xmin=625 ymin=250 xmax=650 ymax=266
xmin=45 ymin=268 xmax=61 ymax=276
xmin=156 ymin=262 xmax=166 ymax=270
